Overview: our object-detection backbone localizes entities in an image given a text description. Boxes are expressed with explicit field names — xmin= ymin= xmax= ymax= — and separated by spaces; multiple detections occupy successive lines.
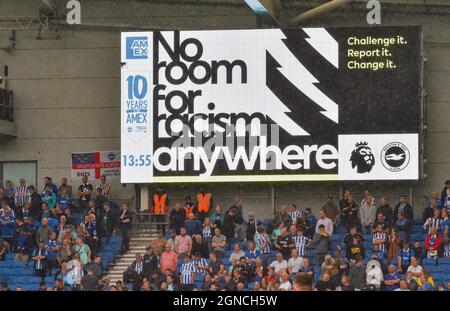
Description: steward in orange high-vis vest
xmin=152 ymin=193 xmax=168 ymax=214
xmin=197 ymin=192 xmax=212 ymax=213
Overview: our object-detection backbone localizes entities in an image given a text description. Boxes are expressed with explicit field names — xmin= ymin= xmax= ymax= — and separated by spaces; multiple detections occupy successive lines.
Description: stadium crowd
xmin=1 ymin=177 xmax=450 ymax=291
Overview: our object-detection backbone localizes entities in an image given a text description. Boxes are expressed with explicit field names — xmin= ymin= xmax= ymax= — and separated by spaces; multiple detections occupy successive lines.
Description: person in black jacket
xmin=341 ymin=225 xmax=365 ymax=258
xmin=169 ymin=203 xmax=185 ymax=235
xmin=440 ymin=180 xmax=450 ymax=209
xmin=28 ymin=186 xmax=42 ymax=220
xmin=192 ymin=234 xmax=209 ymax=259
xmin=123 ymin=253 xmax=146 ymax=291
xmin=393 ymin=195 xmax=414 ymax=221
xmin=143 ymin=246 xmax=159 ymax=278
xmin=377 ymin=196 xmax=394 ymax=222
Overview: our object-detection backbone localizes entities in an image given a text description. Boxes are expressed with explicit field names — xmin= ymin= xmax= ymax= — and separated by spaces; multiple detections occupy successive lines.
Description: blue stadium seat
xmin=422 ymin=258 xmax=437 ymax=266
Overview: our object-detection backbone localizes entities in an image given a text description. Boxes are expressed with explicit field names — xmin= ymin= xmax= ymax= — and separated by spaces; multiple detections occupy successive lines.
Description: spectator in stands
xmin=342 ymin=225 xmax=364 ymax=259
xmin=77 ymin=175 xmax=93 ymax=211
xmin=395 ymin=212 xmax=412 ymax=241
xmin=440 ymin=208 xmax=449 ymax=233
xmin=340 ymin=194 xmax=358 ymax=231
xmin=0 ymin=206 xmax=15 ymax=245
xmin=395 ymin=279 xmax=410 ymax=291
xmin=359 ymin=193 xmax=376 ymax=234
xmin=423 ymin=199 xmax=435 ymax=223
xmin=269 ymin=252 xmax=288 ymax=274
xmin=43 ymin=186 xmax=57 ymax=210
xmin=43 ymin=177 xmax=58 ymax=195
xmin=315 ymin=272 xmax=334 ymax=291
xmin=366 ymin=261 xmax=383 ymax=290
xmin=413 ymin=240 xmax=426 ymax=264
xmin=270 ymin=205 xmax=291 ymax=234
xmin=312 ymin=224 xmax=331 ymax=266
xmin=396 ymin=241 xmax=415 ymax=274
xmin=425 ymin=227 xmax=443 ymax=259
xmin=387 ymin=228 xmax=401 ymax=262
xmin=209 ymin=204 xmax=224 ymax=231
xmin=57 ymin=238 xmax=72 ymax=266
xmin=423 ymin=208 xmax=442 ymax=235
xmin=28 ymin=186 xmax=42 ymax=219
xmin=73 ymin=236 xmax=91 ymax=265
xmin=160 ymin=244 xmax=178 ymax=273
xmin=373 ymin=212 xmax=391 ymax=233
xmin=406 ymin=257 xmax=423 ymax=281
xmin=86 ymin=255 xmax=103 ymax=280
xmin=57 ymin=177 xmax=73 ymax=198
xmin=293 ymin=273 xmax=313 ymax=291
xmin=417 ymin=273 xmax=434 ymax=291
xmin=394 ymin=195 xmax=413 ymax=221
xmin=175 ymin=227 xmax=192 ymax=258
xmin=322 ymin=194 xmax=339 ymax=227
xmin=95 ymin=175 xmax=112 ymax=199
xmin=297 ymin=210 xmax=314 ymax=238
xmin=211 ymin=227 xmax=226 ymax=259
xmin=255 ymin=224 xmax=271 ymax=266
xmin=98 ymin=202 xmax=114 ymax=242
xmin=292 ymin=226 xmax=310 ymax=259
xmin=46 ymin=231 xmax=60 ymax=275
xmin=320 ymin=255 xmax=339 ymax=286
xmin=3 ymin=181 xmax=15 ymax=208
xmin=244 ymin=212 xmax=258 ymax=242
xmin=14 ymin=178 xmax=29 ymax=212
xmin=373 ymin=224 xmax=388 ymax=256
xmin=183 ymin=212 xmax=201 ymax=236
xmin=81 ymin=267 xmax=99 ymax=291
xmin=223 ymin=205 xmax=244 ymax=242
xmin=0 ymin=187 xmax=6 ymax=205
xmin=84 ymin=213 xmax=99 ymax=256
xmin=315 ymin=209 xmax=333 ymax=236
xmin=117 ymin=202 xmax=131 ymax=254
xmin=348 ymin=257 xmax=365 ymax=290
xmin=124 ymin=253 xmax=145 ymax=291
xmin=150 ymin=230 xmax=166 ymax=256
xmin=384 ymin=264 xmax=401 ymax=291
xmin=339 ymin=275 xmax=354 ymax=291
xmin=32 ymin=239 xmax=48 ymax=281
xmin=94 ymin=188 xmax=108 ymax=211
xmin=275 ymin=226 xmax=295 ymax=260
xmin=377 ymin=196 xmax=393 ymax=222
xmin=169 ymin=203 xmax=186 ymax=235
xmin=143 ymin=246 xmax=158 ymax=276
xmin=208 ymin=251 xmax=225 ymax=276
xmin=15 ymin=221 xmax=32 ymax=264
xmin=201 ymin=217 xmax=213 ymax=246
xmin=440 ymin=180 xmax=450 ymax=211
xmin=192 ymin=234 xmax=209 ymax=259
xmin=229 ymin=243 xmax=245 ymax=263
xmin=36 ymin=217 xmax=53 ymax=244
xmin=405 ymin=271 xmax=418 ymax=291
xmin=287 ymin=248 xmax=302 ymax=276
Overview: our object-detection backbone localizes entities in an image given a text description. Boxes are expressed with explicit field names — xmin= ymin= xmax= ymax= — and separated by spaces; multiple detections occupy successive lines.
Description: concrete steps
xmin=105 ymin=229 xmax=158 ymax=283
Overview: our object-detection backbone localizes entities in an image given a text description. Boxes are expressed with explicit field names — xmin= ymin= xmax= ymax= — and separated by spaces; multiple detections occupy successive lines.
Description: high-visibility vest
xmin=152 ymin=193 xmax=168 ymax=214
xmin=197 ymin=192 xmax=212 ymax=213
xmin=184 ymin=205 xmax=194 ymax=217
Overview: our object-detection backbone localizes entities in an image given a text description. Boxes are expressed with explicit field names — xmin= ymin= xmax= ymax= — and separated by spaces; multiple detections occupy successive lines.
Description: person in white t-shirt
xmin=315 ymin=209 xmax=334 ymax=236
xmin=288 ymin=249 xmax=303 ymax=275
xmin=269 ymin=252 xmax=288 ymax=274
xmin=278 ymin=271 xmax=292 ymax=291
xmin=406 ymin=257 xmax=423 ymax=281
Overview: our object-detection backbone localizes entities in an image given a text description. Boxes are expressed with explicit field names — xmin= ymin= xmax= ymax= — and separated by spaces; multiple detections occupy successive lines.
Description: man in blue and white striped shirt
xmin=373 ymin=224 xmax=388 ymax=254
xmin=292 ymin=227 xmax=311 ymax=257
xmin=255 ymin=225 xmax=271 ymax=267
xmin=288 ymin=204 xmax=301 ymax=225
xmin=179 ymin=254 xmax=195 ymax=291
xmin=192 ymin=252 xmax=209 ymax=274
xmin=14 ymin=178 xmax=29 ymax=210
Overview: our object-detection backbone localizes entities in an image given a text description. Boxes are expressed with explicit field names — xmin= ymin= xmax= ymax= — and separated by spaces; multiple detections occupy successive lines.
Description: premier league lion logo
xmin=350 ymin=142 xmax=375 ymax=173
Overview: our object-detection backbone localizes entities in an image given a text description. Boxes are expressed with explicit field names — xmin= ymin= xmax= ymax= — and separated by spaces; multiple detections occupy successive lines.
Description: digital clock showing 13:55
xmin=122 ymin=154 xmax=152 ymax=167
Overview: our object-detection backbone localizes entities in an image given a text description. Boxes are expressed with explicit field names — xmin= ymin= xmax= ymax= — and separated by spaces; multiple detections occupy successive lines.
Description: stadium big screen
xmin=120 ymin=26 xmax=422 ymax=183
